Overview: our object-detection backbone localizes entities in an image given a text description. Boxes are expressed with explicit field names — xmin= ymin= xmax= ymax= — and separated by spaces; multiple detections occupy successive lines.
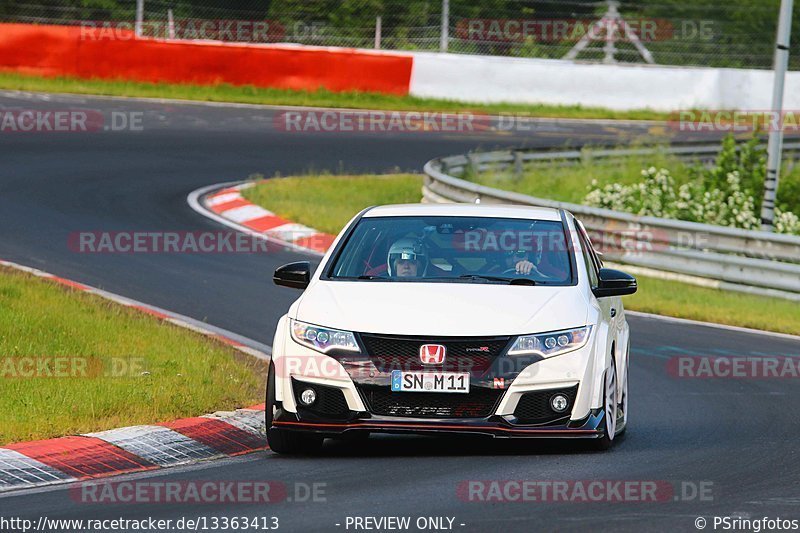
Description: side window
xmin=575 ymin=221 xmax=599 ymax=287
xmin=332 ymin=226 xmax=382 ymax=276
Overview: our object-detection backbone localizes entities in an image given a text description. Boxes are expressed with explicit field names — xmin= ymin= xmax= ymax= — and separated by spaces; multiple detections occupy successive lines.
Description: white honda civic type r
xmin=267 ymin=204 xmax=636 ymax=453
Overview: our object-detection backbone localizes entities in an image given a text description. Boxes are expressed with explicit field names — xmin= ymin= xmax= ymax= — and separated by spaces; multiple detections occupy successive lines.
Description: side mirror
xmin=593 ymin=268 xmax=637 ymax=298
xmin=273 ymin=261 xmax=311 ymax=290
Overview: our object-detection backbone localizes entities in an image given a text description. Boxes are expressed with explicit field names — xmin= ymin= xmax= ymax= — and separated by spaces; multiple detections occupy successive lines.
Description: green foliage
xmin=688 ymin=134 xmax=766 ymax=204
xmin=624 ymin=0 xmax=798 ymax=68
xmin=0 ymin=0 xmax=134 ymax=20
xmin=778 ymin=165 xmax=800 ymax=213
xmin=583 ymin=134 xmax=799 ymax=234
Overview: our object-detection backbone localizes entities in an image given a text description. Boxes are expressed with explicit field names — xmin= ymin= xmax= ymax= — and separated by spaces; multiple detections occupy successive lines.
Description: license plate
xmin=391 ymin=370 xmax=470 ymax=393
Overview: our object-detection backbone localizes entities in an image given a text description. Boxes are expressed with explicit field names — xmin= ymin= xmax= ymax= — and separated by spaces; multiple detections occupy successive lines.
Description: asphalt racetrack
xmin=1 ymin=91 xmax=798 ymax=532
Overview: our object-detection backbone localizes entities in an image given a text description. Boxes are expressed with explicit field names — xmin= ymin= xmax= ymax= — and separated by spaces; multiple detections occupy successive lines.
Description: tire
xmin=265 ymin=361 xmax=323 ymax=455
xmin=616 ymin=341 xmax=630 ymax=436
xmin=592 ymin=357 xmax=618 ymax=451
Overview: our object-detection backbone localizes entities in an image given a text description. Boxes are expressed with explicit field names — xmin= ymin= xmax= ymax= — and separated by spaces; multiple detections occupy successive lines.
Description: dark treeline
xmin=1 ymin=0 xmax=796 ymax=68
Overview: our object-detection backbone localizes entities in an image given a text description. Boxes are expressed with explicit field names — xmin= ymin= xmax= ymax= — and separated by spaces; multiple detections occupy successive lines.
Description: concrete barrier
xmin=3 ymin=22 xmax=795 ymax=112
xmin=0 ymin=23 xmax=413 ymax=95
xmin=409 ymin=51 xmax=800 ymax=111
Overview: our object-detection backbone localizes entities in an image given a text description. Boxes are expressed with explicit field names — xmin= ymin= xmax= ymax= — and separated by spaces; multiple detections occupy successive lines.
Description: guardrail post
xmin=513 ymin=151 xmax=523 ymax=180
xmin=467 ymin=153 xmax=479 ymax=177
xmin=581 ymin=148 xmax=593 ymax=166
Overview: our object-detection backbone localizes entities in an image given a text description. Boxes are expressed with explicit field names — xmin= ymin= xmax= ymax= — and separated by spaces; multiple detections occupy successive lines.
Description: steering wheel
xmin=501 ymin=267 xmax=556 ymax=279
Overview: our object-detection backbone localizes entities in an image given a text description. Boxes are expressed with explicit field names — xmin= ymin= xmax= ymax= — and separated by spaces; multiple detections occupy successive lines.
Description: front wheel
xmin=616 ymin=342 xmax=630 ymax=436
xmin=592 ymin=358 xmax=618 ymax=451
xmin=265 ymin=361 xmax=323 ymax=455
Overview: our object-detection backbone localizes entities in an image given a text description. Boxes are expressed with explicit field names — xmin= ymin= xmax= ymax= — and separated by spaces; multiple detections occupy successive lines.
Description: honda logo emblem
xmin=419 ymin=344 xmax=446 ymax=365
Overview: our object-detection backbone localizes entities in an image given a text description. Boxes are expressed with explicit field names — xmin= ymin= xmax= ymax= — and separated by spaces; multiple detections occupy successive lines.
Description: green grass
xmin=244 ymin=173 xmax=800 ymax=336
xmin=626 ymin=275 xmax=800 ymax=336
xmin=0 ymin=71 xmax=672 ymax=121
xmin=0 ymin=267 xmax=265 ymax=444
xmin=243 ymin=174 xmax=424 ymax=235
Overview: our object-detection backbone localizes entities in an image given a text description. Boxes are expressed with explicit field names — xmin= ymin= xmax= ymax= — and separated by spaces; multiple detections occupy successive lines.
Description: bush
xmin=583 ymin=134 xmax=799 ymax=235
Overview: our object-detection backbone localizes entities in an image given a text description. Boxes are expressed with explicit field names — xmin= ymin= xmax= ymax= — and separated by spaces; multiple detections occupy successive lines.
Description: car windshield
xmin=327 ymin=215 xmax=573 ymax=285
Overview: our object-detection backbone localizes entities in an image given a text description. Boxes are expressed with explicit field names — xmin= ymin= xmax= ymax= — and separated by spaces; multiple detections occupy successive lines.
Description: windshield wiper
xmin=331 ymin=275 xmax=390 ymax=280
xmin=456 ymin=274 xmax=536 ymax=285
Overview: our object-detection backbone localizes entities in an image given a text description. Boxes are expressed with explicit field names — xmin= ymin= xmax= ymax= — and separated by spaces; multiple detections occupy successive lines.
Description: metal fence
xmin=2 ymin=0 xmax=797 ymax=69
xmin=422 ymin=142 xmax=800 ymax=301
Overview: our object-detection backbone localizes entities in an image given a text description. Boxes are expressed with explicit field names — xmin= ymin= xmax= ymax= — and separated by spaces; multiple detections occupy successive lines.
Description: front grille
xmin=357 ymin=384 xmax=503 ymax=418
xmin=513 ymin=385 xmax=579 ymax=425
xmin=359 ymin=334 xmax=510 ymax=376
xmin=292 ymin=378 xmax=350 ymax=418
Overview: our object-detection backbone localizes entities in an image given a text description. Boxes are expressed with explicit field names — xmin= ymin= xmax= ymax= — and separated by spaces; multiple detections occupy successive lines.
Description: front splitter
xmin=272 ymin=409 xmax=605 ymax=439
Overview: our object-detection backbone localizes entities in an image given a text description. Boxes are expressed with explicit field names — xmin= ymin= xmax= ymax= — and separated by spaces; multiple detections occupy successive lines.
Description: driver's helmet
xmin=387 ymin=238 xmax=428 ymax=277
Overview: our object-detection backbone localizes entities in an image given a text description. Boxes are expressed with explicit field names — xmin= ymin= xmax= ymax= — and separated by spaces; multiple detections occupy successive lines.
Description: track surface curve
xmin=1 ymin=91 xmax=798 ymax=532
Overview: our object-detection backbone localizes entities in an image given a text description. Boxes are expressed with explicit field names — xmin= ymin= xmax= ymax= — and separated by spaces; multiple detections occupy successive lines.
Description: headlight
xmin=290 ymin=319 xmax=360 ymax=354
xmin=507 ymin=326 xmax=592 ymax=357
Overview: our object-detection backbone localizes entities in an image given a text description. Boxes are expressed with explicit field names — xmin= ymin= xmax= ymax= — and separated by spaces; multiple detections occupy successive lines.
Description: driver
xmin=387 ymin=238 xmax=428 ymax=278
xmin=489 ymin=237 xmax=547 ymax=277
xmin=505 ymin=249 xmax=537 ymax=275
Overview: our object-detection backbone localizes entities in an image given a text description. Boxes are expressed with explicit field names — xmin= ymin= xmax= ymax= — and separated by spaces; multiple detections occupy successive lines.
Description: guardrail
xmin=423 ymin=142 xmax=800 ymax=301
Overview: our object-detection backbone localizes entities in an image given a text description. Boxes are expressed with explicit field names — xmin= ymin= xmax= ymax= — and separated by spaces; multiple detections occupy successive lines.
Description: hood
xmin=294 ymin=280 xmax=589 ymax=336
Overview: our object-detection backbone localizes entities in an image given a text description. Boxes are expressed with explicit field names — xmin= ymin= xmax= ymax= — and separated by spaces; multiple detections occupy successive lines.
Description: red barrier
xmin=0 ymin=23 xmax=413 ymax=95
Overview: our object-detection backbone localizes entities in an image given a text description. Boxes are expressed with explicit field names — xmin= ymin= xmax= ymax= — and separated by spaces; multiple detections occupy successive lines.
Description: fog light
xmin=550 ymin=394 xmax=569 ymax=413
xmin=300 ymin=388 xmax=317 ymax=406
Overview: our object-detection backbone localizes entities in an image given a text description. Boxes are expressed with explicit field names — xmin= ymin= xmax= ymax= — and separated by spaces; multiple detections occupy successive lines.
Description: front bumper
xmin=272 ymin=406 xmax=605 ymax=439
xmin=272 ymin=321 xmax=606 ymax=439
